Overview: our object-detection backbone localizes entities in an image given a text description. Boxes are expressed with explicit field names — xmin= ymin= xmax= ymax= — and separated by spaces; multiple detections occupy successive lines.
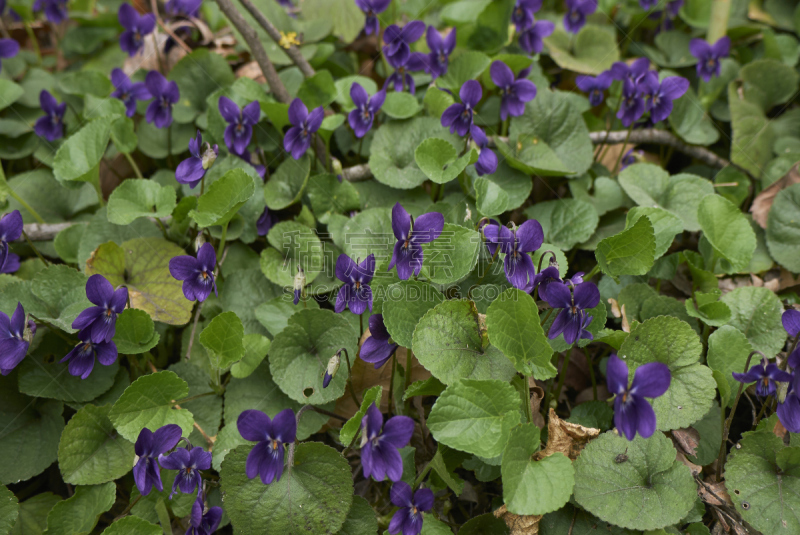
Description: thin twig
xmin=236 ymin=0 xmax=315 ymax=78
xmin=174 ymin=403 xmax=216 ymax=448
xmin=214 ymin=0 xmax=291 ymax=103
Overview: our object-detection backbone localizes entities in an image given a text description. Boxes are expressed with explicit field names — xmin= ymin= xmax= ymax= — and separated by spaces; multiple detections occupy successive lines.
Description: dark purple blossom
xmin=690 ymin=36 xmax=730 ymax=82
xmin=323 ymin=350 xmax=339 ymax=387
xmin=355 ymin=0 xmax=391 ymax=36
xmin=187 ymin=493 xmax=222 ymax=535
xmin=518 ymin=19 xmax=554 ymax=55
xmin=778 ymin=374 xmax=800 ymax=433
xmin=118 ymin=3 xmax=155 ymax=56
xmin=564 ymin=0 xmax=596 ymax=34
xmin=545 ymin=281 xmax=600 ymax=344
xmin=575 ymin=71 xmax=612 ymax=106
xmin=733 ymin=358 xmax=792 ymax=398
xmin=237 ymin=408 xmax=296 ymax=485
xmin=348 ymin=82 xmax=385 ymax=138
xmin=620 ymin=148 xmax=641 ymax=169
xmin=639 ymin=0 xmax=657 ymax=9
xmin=165 ymin=0 xmax=201 ymax=17
xmin=388 ymin=482 xmax=434 ymax=535
xmin=491 ymin=61 xmax=537 ymax=120
xmin=169 ymin=242 xmax=218 ymax=303
xmin=606 ymin=354 xmax=670 ymax=441
xmin=133 ymin=425 xmax=182 ymax=496
xmin=0 ymin=38 xmax=19 ymax=73
xmin=441 ymin=80 xmax=482 ymax=137
xmin=388 ymin=203 xmax=444 ymax=280
xmin=417 ymin=26 xmax=456 ymax=79
xmin=33 ymin=0 xmax=67 ymax=23
xmin=283 ymin=98 xmax=324 ymax=160
xmin=0 ymin=302 xmax=28 ymax=375
xmin=33 ymin=90 xmax=66 ymax=142
xmin=533 ymin=266 xmax=561 ymax=302
xmin=361 ymin=314 xmax=399 ymax=369
xmin=483 ymin=220 xmax=544 ymax=290
xmin=60 ymin=336 xmax=117 ymax=379
xmin=511 ymin=0 xmax=542 ymax=32
xmin=0 ymin=253 xmax=19 ymax=274
xmin=617 ymin=78 xmax=646 ymax=127
xmin=383 ymin=21 xmax=425 ymax=66
xmin=784 ymin=310 xmax=800 ymax=338
xmin=111 ymin=68 xmax=151 ymax=118
xmin=257 ymin=206 xmax=278 ymax=236
xmin=145 ymin=70 xmax=180 ymax=129
xmin=610 ymin=57 xmax=650 ymax=83
xmin=0 ymin=210 xmax=22 ymax=272
xmin=176 ymin=131 xmax=218 ymax=189
xmin=640 ymin=72 xmax=689 ymax=123
xmin=360 ymin=404 xmax=414 ymax=482
xmin=335 ymin=254 xmax=375 ymax=314
xmin=159 ymin=446 xmax=211 ymax=498
xmin=470 ymin=125 xmax=497 ymax=176
xmin=72 ymin=274 xmax=128 ymax=344
xmin=384 ymin=52 xmax=424 ymax=94
xmin=219 ymin=96 xmax=260 ymax=155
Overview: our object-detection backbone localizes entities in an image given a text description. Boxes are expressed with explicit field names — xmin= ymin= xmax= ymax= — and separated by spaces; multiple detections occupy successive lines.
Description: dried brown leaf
xmin=750 ymin=163 xmax=800 ymax=228
xmin=493 ymin=504 xmax=541 ymax=535
xmin=538 ymin=408 xmax=600 ymax=461
xmin=672 ymin=427 xmax=701 ymax=457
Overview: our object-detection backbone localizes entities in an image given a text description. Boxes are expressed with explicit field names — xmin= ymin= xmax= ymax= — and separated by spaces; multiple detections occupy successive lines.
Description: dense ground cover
xmin=1 ymin=0 xmax=800 ymax=533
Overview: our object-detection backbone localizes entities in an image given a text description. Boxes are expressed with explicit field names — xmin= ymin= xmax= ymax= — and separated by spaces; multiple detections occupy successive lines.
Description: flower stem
xmin=24 ymin=23 xmax=41 ymax=65
xmin=611 ymin=124 xmax=634 ymax=174
xmin=340 ymin=347 xmax=361 ymax=408
xmin=387 ymin=354 xmax=396 ymax=417
xmin=583 ymin=264 xmax=601 ymax=281
xmin=6 ymin=188 xmax=45 ymax=224
xmin=123 ymin=152 xmax=143 ymax=179
xmin=540 ymin=307 xmax=554 ymax=327
xmin=716 ymin=350 xmax=764 ymax=480
xmin=22 ymin=230 xmax=49 ymax=266
xmin=552 ymin=351 xmax=572 ymax=406
xmin=217 ymin=222 xmax=228 ymax=262
xmin=413 ymin=461 xmax=433 ymax=488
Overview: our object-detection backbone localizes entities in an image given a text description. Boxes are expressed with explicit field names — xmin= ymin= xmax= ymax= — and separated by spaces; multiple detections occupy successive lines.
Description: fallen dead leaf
xmin=676 ymin=451 xmax=702 ymax=477
xmin=493 ymin=504 xmax=541 ymax=535
xmin=672 ymin=427 xmax=701 ymax=457
xmin=527 ymin=382 xmax=545 ymax=429
xmin=698 ymin=478 xmax=732 ymax=507
xmin=235 ymin=61 xmax=265 ymax=83
xmin=538 ymin=408 xmax=600 ymax=460
xmin=750 ymin=163 xmax=800 ymax=228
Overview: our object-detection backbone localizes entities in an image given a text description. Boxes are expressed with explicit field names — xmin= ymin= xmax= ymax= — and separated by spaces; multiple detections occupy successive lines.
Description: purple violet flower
xmin=348 ymin=82 xmax=385 ymax=138
xmin=564 ymin=0 xmax=597 ymax=34
xmin=388 ymin=482 xmax=434 ymax=535
xmin=575 ymin=71 xmax=612 ymax=106
xmin=60 ymin=336 xmax=117 ymax=379
xmin=145 ymin=70 xmax=180 ymax=129
xmin=511 ymin=0 xmax=542 ymax=32
xmin=483 ymin=220 xmax=544 ymax=290
xmin=33 ymin=90 xmax=67 ymax=142
xmin=733 ymin=358 xmax=792 ymax=398
xmin=388 ymin=203 xmax=444 ymax=280
xmin=118 ymin=3 xmax=155 ymax=57
xmin=334 ymin=254 xmax=375 ymax=314
xmin=355 ymin=0 xmax=391 ymax=36
xmin=72 ymin=274 xmax=128 ymax=344
xmin=33 ymin=0 xmax=67 ymax=23
xmin=176 ymin=130 xmax=218 ymax=189
xmin=606 ymin=354 xmax=671 ymax=441
xmin=218 ymin=96 xmax=260 ymax=156
xmin=0 ymin=38 xmax=19 ymax=73
xmin=778 ymin=374 xmax=800 ymax=433
xmin=784 ymin=309 xmax=800 ymax=338
xmin=360 ymin=404 xmax=414 ymax=482
xmin=158 ymin=446 xmax=212 ymax=499
xmin=361 ymin=314 xmax=398 ymax=369
xmin=420 ymin=26 xmax=456 ymax=79
xmin=111 ymin=68 xmax=151 ymax=118
xmin=617 ymin=78 xmax=646 ymax=127
xmin=639 ymin=0 xmax=657 ymax=9
xmin=610 ymin=57 xmax=650 ymax=83
xmin=383 ymin=21 xmax=426 ymax=66
xmin=169 ymin=242 xmax=218 ymax=303
xmin=620 ymin=148 xmax=641 ymax=169
xmin=165 ymin=0 xmax=201 ymax=17
xmin=690 ymin=36 xmax=730 ymax=82
xmin=257 ymin=206 xmax=278 ymax=236
xmin=384 ymin=52 xmax=424 ymax=94
xmin=441 ymin=80 xmax=482 ymax=137
xmin=0 ymin=253 xmax=19 ymax=274
xmin=0 ymin=210 xmax=22 ymax=272
xmin=283 ymin=98 xmax=324 ymax=160
xmin=545 ymin=280 xmax=600 ymax=344
xmin=0 ymin=302 xmax=29 ymax=375
xmin=640 ymin=72 xmax=689 ymax=123
xmin=237 ymin=408 xmax=296 ymax=485
xmin=491 ymin=61 xmax=537 ymax=120
xmin=471 ymin=125 xmax=497 ymax=176
xmin=519 ymin=19 xmax=554 ymax=55
xmin=133 ymin=425 xmax=182 ymax=496
xmin=187 ymin=493 xmax=223 ymax=535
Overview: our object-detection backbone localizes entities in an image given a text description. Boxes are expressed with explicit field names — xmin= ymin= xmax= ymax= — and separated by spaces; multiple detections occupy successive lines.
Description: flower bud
xmin=331 ymin=157 xmax=343 ymax=176
xmin=323 ymin=352 xmax=340 ymax=388
xmin=23 ymin=317 xmax=36 ymax=344
xmin=293 ymin=266 xmax=306 ymax=305
xmin=201 ymin=143 xmax=218 ymax=170
xmin=194 ymin=232 xmax=206 ymax=253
